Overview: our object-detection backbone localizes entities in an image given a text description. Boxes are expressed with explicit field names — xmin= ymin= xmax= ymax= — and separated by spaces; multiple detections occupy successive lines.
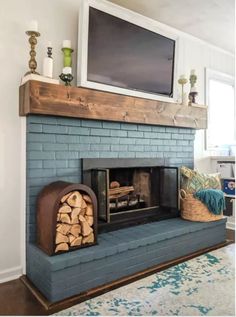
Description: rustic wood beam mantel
xmin=19 ymin=80 xmax=207 ymax=129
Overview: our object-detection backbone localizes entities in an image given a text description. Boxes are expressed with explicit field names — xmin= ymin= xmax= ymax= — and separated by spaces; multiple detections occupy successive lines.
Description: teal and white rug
xmin=54 ymin=244 xmax=235 ymax=316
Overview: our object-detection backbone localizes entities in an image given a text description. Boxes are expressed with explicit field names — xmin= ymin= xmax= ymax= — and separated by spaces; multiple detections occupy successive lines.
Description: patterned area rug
xmin=54 ymin=244 xmax=235 ymax=316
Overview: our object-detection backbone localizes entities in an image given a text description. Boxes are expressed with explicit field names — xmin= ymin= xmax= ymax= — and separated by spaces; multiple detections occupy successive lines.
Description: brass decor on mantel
xmin=19 ymin=80 xmax=207 ymax=129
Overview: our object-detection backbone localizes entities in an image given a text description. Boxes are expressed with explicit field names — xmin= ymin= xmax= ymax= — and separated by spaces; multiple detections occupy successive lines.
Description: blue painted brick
xmin=143 ymin=132 xmax=157 ymax=139
xmin=144 ymin=145 xmax=158 ymax=152
xmin=184 ymin=134 xmax=195 ymax=140
xmin=28 ymin=168 xmax=56 ymax=178
xmin=81 ymin=152 xmax=100 ymax=158
xmin=120 ymin=123 xmax=138 ymax=130
xmin=151 ymin=126 xmax=166 ymax=133
xmin=128 ymin=131 xmax=143 ymax=138
xmin=157 ymin=133 xmax=171 ymax=139
xmin=129 ymin=145 xmax=144 ymax=152
xmin=91 ymin=144 xmax=110 ymax=151
xmin=118 ymin=152 xmax=135 ymax=158
xmin=28 ymin=160 xmax=43 ymax=169
xmin=27 ymin=143 xmax=43 ymax=151
xmin=68 ymin=160 xmax=81 ymax=168
xmin=28 ymin=124 xmax=43 ymax=133
xmin=135 ymin=139 xmax=150 ymax=145
xmin=150 ymin=139 xmax=163 ymax=145
xmin=43 ymin=125 xmax=68 ymax=134
xmin=137 ymin=125 xmax=152 ymax=132
xmin=28 ymin=151 xmax=55 ymax=160
xmin=55 ymin=152 xmax=79 ymax=160
xmin=56 ymin=135 xmax=80 ymax=144
xmin=100 ymin=137 xmax=119 ymax=144
xmin=119 ymin=138 xmax=135 ymax=145
xmin=81 ymin=120 xmax=102 ymax=128
xmin=111 ymin=145 xmax=128 ymax=151
xmin=166 ymin=127 xmax=179 ymax=133
xmin=58 ymin=118 xmax=81 ymax=127
xmin=172 ymin=133 xmax=184 ymax=140
xmin=111 ymin=130 xmax=127 ymax=137
xmin=99 ymin=151 xmax=119 ymax=158
xmin=68 ymin=127 xmax=90 ymax=135
xmin=91 ymin=128 xmax=110 ymax=136
xmin=43 ymin=160 xmax=68 ymax=168
xmin=56 ymin=168 xmax=79 ymax=177
xmin=69 ymin=144 xmax=90 ymax=151
xmin=103 ymin=122 xmax=121 ymax=129
xmin=28 ymin=133 xmax=55 ymax=143
xmin=43 ymin=143 xmax=68 ymax=151
xmin=177 ymin=140 xmax=189 ymax=146
xmin=80 ymin=136 xmax=100 ymax=144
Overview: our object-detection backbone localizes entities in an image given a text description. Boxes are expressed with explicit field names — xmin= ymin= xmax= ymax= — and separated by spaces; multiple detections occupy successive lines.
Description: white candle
xmin=47 ymin=41 xmax=52 ymax=48
xmin=180 ymin=74 xmax=186 ymax=79
xmin=190 ymin=69 xmax=196 ymax=75
xmin=62 ymin=40 xmax=71 ymax=48
xmin=62 ymin=67 xmax=72 ymax=74
xmin=43 ymin=57 xmax=53 ymax=78
xmin=28 ymin=20 xmax=38 ymax=32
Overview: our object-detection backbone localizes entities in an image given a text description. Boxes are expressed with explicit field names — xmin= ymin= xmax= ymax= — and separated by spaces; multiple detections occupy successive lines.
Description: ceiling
xmin=108 ymin=0 xmax=235 ymax=54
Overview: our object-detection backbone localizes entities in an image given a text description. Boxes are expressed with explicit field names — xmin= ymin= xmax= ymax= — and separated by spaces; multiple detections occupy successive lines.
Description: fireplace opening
xmin=82 ymin=159 xmax=180 ymax=232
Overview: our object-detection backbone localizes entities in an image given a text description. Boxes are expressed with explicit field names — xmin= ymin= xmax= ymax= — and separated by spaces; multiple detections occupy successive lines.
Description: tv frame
xmin=77 ymin=0 xmax=179 ymax=102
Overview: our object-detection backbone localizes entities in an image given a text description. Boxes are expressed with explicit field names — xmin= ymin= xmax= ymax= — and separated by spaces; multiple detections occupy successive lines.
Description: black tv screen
xmin=87 ymin=7 xmax=175 ymax=97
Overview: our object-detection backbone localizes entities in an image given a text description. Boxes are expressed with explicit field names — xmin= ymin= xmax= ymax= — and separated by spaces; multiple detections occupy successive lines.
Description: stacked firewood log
xmin=55 ymin=191 xmax=94 ymax=253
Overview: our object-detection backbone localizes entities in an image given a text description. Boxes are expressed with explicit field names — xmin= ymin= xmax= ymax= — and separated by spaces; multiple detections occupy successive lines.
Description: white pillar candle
xmin=180 ymin=74 xmax=186 ymax=79
xmin=62 ymin=40 xmax=71 ymax=48
xmin=47 ymin=41 xmax=52 ymax=48
xmin=62 ymin=67 xmax=72 ymax=74
xmin=190 ymin=69 xmax=196 ymax=75
xmin=43 ymin=57 xmax=53 ymax=78
xmin=28 ymin=20 xmax=38 ymax=32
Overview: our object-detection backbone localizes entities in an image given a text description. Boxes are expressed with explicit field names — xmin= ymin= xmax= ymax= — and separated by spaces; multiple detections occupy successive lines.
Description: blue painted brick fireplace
xmin=26 ymin=115 xmax=195 ymax=243
xmin=25 ymin=115 xmax=226 ymax=302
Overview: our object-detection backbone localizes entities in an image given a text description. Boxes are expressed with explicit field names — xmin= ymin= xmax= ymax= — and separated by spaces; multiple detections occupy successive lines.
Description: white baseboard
xmin=0 ymin=266 xmax=22 ymax=284
xmin=226 ymin=221 xmax=235 ymax=230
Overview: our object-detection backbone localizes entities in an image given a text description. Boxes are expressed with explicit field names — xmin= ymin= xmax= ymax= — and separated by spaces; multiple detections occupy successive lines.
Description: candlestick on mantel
xmin=43 ymin=42 xmax=53 ymax=78
xmin=25 ymin=21 xmax=40 ymax=75
xmin=59 ymin=40 xmax=74 ymax=86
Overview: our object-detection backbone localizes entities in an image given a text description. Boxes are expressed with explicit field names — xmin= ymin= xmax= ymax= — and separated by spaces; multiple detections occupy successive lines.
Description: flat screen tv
xmin=78 ymin=0 xmax=178 ymax=101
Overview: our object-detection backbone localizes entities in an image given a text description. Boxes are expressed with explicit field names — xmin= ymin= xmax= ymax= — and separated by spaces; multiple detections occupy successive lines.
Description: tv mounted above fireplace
xmin=77 ymin=0 xmax=179 ymax=102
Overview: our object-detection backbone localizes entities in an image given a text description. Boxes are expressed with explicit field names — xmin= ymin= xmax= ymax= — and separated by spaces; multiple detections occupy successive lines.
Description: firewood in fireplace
xmin=67 ymin=191 xmax=83 ymax=208
xmin=81 ymin=221 xmax=93 ymax=236
xmin=56 ymin=223 xmax=71 ymax=235
xmin=55 ymin=232 xmax=69 ymax=244
xmin=82 ymin=232 xmax=94 ymax=244
xmin=70 ymin=224 xmax=81 ymax=237
xmin=59 ymin=213 xmax=71 ymax=224
xmin=55 ymin=242 xmax=69 ymax=253
xmin=58 ymin=204 xmax=72 ymax=214
xmin=70 ymin=236 xmax=82 ymax=247
xmin=109 ymin=186 xmax=134 ymax=199
xmin=110 ymin=181 xmax=120 ymax=189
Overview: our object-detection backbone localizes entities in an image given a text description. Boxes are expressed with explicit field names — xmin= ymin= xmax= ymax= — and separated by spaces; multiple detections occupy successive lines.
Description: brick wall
xmin=26 ymin=115 xmax=195 ymax=242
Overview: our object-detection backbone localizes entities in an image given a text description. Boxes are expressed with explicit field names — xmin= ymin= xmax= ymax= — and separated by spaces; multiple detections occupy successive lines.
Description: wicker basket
xmin=179 ymin=189 xmax=223 ymax=222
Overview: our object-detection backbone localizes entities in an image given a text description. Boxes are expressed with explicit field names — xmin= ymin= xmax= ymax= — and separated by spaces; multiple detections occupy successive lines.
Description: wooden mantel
xmin=19 ymin=80 xmax=207 ymax=129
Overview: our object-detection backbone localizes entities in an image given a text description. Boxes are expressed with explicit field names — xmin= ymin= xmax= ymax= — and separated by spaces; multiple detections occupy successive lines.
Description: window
xmin=205 ymin=69 xmax=235 ymax=149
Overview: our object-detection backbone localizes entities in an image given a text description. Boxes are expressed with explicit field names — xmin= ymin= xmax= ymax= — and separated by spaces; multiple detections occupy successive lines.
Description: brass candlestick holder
xmin=25 ymin=30 xmax=40 ymax=75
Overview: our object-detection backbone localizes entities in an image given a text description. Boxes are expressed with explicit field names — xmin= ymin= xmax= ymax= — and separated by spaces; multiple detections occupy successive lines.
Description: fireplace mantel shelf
xmin=19 ymin=80 xmax=207 ymax=129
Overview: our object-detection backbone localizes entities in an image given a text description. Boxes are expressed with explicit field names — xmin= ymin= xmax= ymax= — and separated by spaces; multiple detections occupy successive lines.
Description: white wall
xmin=0 ymin=0 xmax=234 ymax=282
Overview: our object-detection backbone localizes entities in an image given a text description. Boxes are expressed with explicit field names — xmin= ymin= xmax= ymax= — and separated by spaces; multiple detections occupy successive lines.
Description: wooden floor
xmin=0 ymin=232 xmax=234 ymax=316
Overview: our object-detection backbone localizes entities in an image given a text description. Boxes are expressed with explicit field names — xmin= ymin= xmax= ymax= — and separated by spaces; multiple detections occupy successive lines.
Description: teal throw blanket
xmin=194 ymin=189 xmax=225 ymax=215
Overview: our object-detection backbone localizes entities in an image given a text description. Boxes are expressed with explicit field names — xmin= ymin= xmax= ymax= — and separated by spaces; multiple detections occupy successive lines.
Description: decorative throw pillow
xmin=180 ymin=166 xmax=221 ymax=194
